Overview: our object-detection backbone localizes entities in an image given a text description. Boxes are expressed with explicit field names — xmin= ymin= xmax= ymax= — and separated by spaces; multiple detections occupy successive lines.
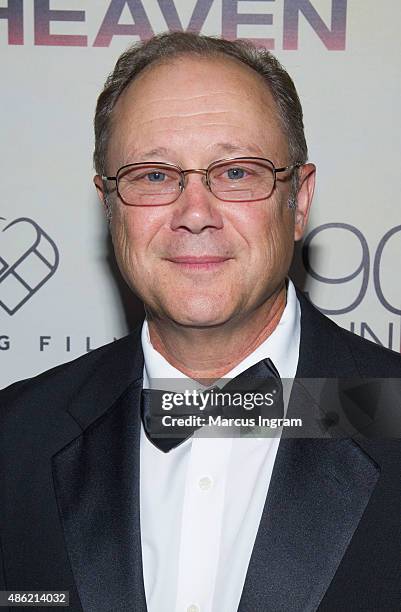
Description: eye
xmin=226 ymin=167 xmax=246 ymax=180
xmin=146 ymin=171 xmax=166 ymax=182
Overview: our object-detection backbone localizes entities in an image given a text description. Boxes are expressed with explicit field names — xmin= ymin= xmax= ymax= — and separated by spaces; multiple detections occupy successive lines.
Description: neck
xmin=147 ymin=283 xmax=287 ymax=383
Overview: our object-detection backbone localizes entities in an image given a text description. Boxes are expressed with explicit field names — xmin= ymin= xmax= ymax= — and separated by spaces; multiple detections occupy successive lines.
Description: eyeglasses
xmin=102 ymin=157 xmax=301 ymax=206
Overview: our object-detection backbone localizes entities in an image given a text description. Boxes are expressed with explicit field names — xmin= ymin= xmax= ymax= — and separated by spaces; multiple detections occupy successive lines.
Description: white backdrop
xmin=1 ymin=0 xmax=400 ymax=388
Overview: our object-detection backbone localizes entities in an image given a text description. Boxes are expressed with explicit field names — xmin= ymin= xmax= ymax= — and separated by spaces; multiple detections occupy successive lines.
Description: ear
xmin=293 ymin=163 xmax=316 ymax=241
xmin=93 ymin=175 xmax=109 ymax=213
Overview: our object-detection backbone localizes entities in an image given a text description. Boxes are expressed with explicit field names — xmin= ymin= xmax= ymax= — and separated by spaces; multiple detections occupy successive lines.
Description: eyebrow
xmin=138 ymin=146 xmax=170 ymax=159
xmin=133 ymin=142 xmax=265 ymax=161
xmin=212 ymin=142 xmax=265 ymax=156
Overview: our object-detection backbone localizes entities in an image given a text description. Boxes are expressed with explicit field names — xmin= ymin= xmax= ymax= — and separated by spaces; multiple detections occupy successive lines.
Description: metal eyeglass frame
xmin=101 ymin=156 xmax=302 ymax=206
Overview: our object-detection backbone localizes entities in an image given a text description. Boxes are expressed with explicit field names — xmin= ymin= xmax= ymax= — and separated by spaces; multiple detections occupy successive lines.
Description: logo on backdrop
xmin=1 ymin=0 xmax=348 ymax=50
xmin=0 ymin=217 xmax=59 ymax=315
xmin=295 ymin=222 xmax=401 ymax=352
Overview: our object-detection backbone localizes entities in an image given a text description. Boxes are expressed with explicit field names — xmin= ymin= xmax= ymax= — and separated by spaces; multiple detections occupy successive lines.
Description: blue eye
xmin=227 ymin=167 xmax=245 ymax=180
xmin=147 ymin=172 xmax=166 ymax=182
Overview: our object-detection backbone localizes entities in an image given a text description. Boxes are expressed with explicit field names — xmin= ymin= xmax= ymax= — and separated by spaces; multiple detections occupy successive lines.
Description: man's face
xmin=96 ymin=56 xmax=314 ymax=327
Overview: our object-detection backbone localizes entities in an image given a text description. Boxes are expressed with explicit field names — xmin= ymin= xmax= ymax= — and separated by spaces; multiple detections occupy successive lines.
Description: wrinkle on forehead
xmin=136 ymin=110 xmax=231 ymax=121
xmin=131 ymin=89 xmax=263 ymax=106
xmin=141 ymin=91 xmax=249 ymax=103
xmin=118 ymin=92 xmax=273 ymax=125
xmin=115 ymin=56 xmax=277 ymax=116
xmin=122 ymin=142 xmax=269 ymax=167
xmin=130 ymin=117 xmax=252 ymax=130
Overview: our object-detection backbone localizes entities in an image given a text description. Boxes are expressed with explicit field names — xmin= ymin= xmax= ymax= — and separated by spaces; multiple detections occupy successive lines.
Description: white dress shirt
xmin=140 ymin=279 xmax=300 ymax=612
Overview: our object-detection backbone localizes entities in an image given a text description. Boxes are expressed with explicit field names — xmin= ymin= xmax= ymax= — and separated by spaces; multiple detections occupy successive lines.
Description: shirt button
xmin=187 ymin=606 xmax=199 ymax=612
xmin=198 ymin=476 xmax=213 ymax=491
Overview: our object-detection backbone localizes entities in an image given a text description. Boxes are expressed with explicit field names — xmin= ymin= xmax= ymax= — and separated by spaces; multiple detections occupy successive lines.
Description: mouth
xmin=164 ymin=255 xmax=232 ymax=271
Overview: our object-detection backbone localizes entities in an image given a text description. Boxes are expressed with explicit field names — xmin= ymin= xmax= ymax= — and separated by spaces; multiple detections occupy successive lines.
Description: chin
xmin=161 ymin=297 xmax=235 ymax=328
xmin=172 ymin=314 xmax=228 ymax=328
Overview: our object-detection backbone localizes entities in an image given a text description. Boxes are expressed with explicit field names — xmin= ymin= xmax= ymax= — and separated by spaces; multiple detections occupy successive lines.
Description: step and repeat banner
xmin=1 ymin=0 xmax=400 ymax=388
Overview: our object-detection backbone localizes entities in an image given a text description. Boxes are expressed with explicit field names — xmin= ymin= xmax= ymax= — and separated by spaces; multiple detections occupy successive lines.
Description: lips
xmin=166 ymin=256 xmax=230 ymax=264
xmin=165 ymin=255 xmax=232 ymax=270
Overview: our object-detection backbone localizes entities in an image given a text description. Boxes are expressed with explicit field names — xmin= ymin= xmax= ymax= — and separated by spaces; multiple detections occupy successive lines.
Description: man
xmin=1 ymin=32 xmax=400 ymax=612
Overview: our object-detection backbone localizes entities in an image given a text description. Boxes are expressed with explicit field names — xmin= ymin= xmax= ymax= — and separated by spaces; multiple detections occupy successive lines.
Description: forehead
xmin=108 ymin=54 xmax=287 ymax=165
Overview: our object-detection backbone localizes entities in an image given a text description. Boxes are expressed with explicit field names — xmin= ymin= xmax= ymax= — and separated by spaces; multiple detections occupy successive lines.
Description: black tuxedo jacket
xmin=1 ymin=292 xmax=400 ymax=612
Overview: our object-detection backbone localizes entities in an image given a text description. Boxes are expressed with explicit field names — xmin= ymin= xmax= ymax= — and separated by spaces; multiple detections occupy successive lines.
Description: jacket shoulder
xmin=338 ymin=324 xmax=401 ymax=376
xmin=296 ymin=289 xmax=401 ymax=377
xmin=0 ymin=328 xmax=142 ymax=419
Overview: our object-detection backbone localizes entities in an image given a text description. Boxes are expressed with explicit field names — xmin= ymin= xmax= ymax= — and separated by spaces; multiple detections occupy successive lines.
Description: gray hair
xmin=94 ymin=32 xmax=308 ymax=206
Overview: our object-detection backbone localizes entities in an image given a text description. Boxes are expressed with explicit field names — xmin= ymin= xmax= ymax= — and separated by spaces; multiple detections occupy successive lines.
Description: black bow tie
xmin=141 ymin=358 xmax=284 ymax=452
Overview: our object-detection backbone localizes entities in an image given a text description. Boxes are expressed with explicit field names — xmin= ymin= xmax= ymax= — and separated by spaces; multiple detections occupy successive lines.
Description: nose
xmin=169 ymin=172 xmax=224 ymax=234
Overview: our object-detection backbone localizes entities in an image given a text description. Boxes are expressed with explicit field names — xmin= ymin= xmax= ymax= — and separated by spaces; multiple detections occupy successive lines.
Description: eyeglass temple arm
xmin=101 ymin=176 xmax=117 ymax=181
xmin=275 ymin=163 xmax=302 ymax=174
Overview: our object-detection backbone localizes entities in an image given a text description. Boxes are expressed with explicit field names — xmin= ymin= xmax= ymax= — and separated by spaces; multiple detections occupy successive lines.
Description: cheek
xmin=234 ymin=200 xmax=293 ymax=267
xmin=110 ymin=208 xmax=143 ymax=283
xmin=110 ymin=205 xmax=170 ymax=289
xmin=111 ymin=206 xmax=154 ymax=257
xmin=268 ymin=204 xmax=293 ymax=249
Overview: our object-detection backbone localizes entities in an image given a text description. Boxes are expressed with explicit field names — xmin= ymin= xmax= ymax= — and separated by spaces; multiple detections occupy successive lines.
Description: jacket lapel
xmin=237 ymin=436 xmax=379 ymax=612
xmin=52 ymin=330 xmax=147 ymax=612
xmin=52 ymin=379 xmax=147 ymax=612
xmin=238 ymin=291 xmax=381 ymax=612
